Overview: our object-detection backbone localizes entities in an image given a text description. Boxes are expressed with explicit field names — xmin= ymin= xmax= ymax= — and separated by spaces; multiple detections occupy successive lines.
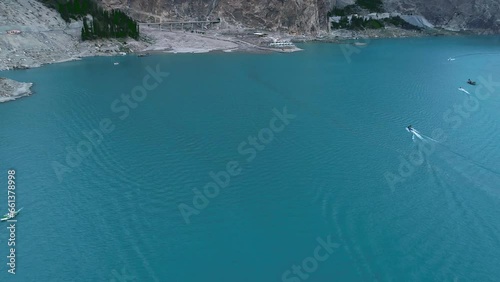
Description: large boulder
xmin=0 ymin=77 xmax=33 ymax=103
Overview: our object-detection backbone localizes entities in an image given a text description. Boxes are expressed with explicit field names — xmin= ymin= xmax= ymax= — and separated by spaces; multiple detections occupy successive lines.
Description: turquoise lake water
xmin=1 ymin=36 xmax=500 ymax=281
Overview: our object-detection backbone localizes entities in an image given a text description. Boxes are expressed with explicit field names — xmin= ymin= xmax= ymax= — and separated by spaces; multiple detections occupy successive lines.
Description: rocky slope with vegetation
xmin=0 ymin=0 xmax=265 ymax=71
xmin=383 ymin=0 xmax=500 ymax=32
xmin=0 ymin=0 xmax=148 ymax=71
xmin=99 ymin=0 xmax=332 ymax=34
xmin=1 ymin=0 xmax=498 ymax=73
xmin=334 ymin=0 xmax=500 ymax=33
xmin=99 ymin=0 xmax=499 ymax=33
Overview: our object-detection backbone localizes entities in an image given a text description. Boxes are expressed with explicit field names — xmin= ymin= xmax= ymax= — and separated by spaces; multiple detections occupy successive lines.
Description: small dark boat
xmin=467 ymin=79 xmax=476 ymax=86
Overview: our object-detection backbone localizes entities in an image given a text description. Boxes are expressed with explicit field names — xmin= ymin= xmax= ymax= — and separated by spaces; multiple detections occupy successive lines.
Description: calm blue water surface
xmin=1 ymin=36 xmax=500 ymax=281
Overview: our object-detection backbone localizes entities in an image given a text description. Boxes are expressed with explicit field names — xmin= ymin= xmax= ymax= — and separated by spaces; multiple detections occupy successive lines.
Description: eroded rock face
xmin=333 ymin=0 xmax=355 ymax=8
xmin=99 ymin=0 xmax=334 ymax=33
xmin=384 ymin=0 xmax=500 ymax=32
xmin=99 ymin=0 xmax=500 ymax=33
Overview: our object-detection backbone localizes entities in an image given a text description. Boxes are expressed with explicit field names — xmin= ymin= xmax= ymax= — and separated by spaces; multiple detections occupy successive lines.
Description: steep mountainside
xmin=99 ymin=0 xmax=334 ymax=34
xmin=383 ymin=0 xmax=500 ymax=32
xmin=98 ymin=0 xmax=499 ymax=33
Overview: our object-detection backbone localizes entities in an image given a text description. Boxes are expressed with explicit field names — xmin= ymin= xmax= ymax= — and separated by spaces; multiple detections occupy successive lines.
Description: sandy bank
xmin=0 ymin=77 xmax=33 ymax=103
xmin=141 ymin=27 xmax=239 ymax=53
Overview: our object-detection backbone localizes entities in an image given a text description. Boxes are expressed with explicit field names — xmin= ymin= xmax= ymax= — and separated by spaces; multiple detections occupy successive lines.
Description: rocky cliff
xmin=99 ymin=0 xmax=499 ymax=34
xmin=382 ymin=0 xmax=500 ymax=32
xmin=100 ymin=0 xmax=334 ymax=34
xmin=326 ymin=0 xmax=499 ymax=33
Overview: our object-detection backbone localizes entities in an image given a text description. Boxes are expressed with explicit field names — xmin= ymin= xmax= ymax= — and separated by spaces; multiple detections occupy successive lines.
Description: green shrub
xmin=330 ymin=16 xmax=385 ymax=30
xmin=356 ymin=0 xmax=384 ymax=12
xmin=364 ymin=19 xmax=384 ymax=29
xmin=383 ymin=16 xmax=421 ymax=30
xmin=40 ymin=0 xmax=139 ymax=40
xmin=327 ymin=4 xmax=358 ymax=17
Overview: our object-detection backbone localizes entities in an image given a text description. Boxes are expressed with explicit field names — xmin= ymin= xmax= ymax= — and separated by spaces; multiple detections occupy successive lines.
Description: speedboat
xmin=467 ymin=80 xmax=476 ymax=85
xmin=1 ymin=208 xmax=22 ymax=221
xmin=353 ymin=42 xmax=367 ymax=46
xmin=406 ymin=125 xmax=413 ymax=133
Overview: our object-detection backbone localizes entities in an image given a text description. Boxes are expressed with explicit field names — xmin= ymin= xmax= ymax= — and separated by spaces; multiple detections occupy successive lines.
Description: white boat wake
xmin=458 ymin=87 xmax=470 ymax=95
xmin=418 ymin=132 xmax=440 ymax=143
xmin=407 ymin=127 xmax=439 ymax=143
xmin=412 ymin=130 xmax=424 ymax=140
xmin=407 ymin=126 xmax=500 ymax=177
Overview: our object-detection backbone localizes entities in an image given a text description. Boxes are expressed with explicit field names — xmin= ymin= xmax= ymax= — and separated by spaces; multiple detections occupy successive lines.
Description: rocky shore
xmin=1 ymin=0 xmax=493 ymax=73
xmin=2 ymin=0 xmax=475 ymax=72
xmin=2 ymin=0 xmax=492 ymax=72
xmin=0 ymin=77 xmax=33 ymax=102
